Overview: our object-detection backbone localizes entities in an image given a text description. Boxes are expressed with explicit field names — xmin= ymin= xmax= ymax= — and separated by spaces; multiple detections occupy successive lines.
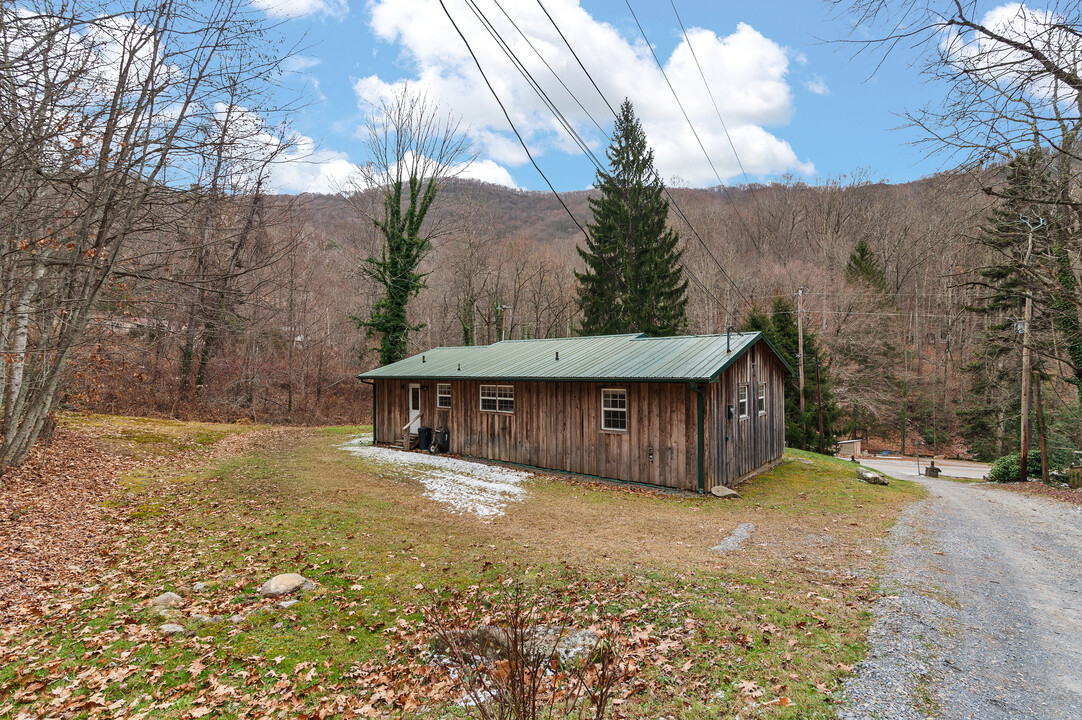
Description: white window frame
xmin=437 ymin=383 xmax=452 ymax=409
xmin=480 ymin=385 xmax=498 ymax=412
xmin=497 ymin=385 xmax=514 ymax=413
xmin=601 ymin=388 xmax=628 ymax=432
xmin=738 ymin=384 xmax=749 ymax=419
xmin=757 ymin=382 xmax=767 ymax=415
xmin=480 ymin=384 xmax=514 ymax=413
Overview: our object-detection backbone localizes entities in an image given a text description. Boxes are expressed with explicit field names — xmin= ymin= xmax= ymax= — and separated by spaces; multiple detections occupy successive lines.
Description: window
xmin=437 ymin=383 xmax=451 ymax=409
xmin=757 ymin=382 xmax=767 ymax=415
xmin=480 ymin=385 xmax=498 ymax=412
xmin=602 ymin=388 xmax=628 ymax=431
xmin=481 ymin=384 xmax=514 ymax=413
xmin=497 ymin=385 xmax=515 ymax=413
xmin=738 ymin=384 xmax=749 ymax=419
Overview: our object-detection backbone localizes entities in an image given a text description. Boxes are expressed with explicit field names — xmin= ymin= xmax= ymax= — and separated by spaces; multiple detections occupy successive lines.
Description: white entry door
xmin=408 ymin=384 xmax=421 ymax=433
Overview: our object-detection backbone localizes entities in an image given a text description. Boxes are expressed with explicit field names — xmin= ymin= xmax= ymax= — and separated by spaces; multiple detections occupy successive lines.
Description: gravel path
xmin=842 ymin=475 xmax=1082 ymax=719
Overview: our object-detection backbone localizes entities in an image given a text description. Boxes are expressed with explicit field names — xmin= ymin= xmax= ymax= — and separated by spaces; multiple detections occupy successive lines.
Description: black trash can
xmin=417 ymin=426 xmax=433 ymax=451
xmin=435 ymin=427 xmax=450 ymax=453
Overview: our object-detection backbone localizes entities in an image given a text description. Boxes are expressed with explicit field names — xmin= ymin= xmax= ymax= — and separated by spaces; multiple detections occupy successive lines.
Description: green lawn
xmin=0 ymin=417 xmax=923 ymax=719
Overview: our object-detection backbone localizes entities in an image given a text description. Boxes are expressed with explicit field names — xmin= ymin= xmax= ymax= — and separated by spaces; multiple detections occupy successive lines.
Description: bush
xmin=987 ymin=451 xmax=1044 ymax=482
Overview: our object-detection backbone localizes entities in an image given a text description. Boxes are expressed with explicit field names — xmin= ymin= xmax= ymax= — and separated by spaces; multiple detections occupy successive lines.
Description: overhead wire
xmin=435 ymin=0 xmax=589 ymax=241
xmin=532 ymin=0 xmax=753 ymax=312
xmin=461 ymin=0 xmax=603 ymax=170
xmin=455 ymin=0 xmax=733 ymax=316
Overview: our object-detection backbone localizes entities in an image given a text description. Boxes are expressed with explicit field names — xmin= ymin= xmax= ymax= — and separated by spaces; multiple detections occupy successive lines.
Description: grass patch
xmin=2 ymin=419 xmax=923 ymax=719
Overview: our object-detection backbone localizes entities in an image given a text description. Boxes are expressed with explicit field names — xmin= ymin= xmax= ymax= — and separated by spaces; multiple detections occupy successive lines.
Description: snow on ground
xmin=338 ymin=435 xmax=531 ymax=519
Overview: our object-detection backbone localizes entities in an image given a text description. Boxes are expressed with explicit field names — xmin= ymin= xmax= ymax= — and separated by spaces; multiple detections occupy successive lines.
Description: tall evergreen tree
xmin=845 ymin=238 xmax=887 ymax=292
xmin=742 ymin=298 xmax=839 ymax=452
xmin=577 ymin=100 xmax=688 ymax=336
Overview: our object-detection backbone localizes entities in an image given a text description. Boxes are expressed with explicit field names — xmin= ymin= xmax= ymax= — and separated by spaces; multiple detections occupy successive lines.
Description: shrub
xmin=987 ymin=451 xmax=1044 ymax=483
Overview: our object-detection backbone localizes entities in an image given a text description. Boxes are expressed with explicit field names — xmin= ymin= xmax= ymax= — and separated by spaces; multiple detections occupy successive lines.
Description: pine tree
xmin=845 ymin=238 xmax=887 ymax=292
xmin=577 ymin=100 xmax=688 ymax=336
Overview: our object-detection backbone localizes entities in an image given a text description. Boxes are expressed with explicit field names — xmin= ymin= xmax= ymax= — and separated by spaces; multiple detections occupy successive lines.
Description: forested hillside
xmin=65 ymin=170 xmax=1076 ymax=461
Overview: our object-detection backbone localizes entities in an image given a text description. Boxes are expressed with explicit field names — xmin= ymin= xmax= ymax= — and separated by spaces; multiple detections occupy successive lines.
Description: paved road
xmin=843 ymin=473 xmax=1082 ymax=719
xmin=861 ymin=457 xmax=991 ymax=481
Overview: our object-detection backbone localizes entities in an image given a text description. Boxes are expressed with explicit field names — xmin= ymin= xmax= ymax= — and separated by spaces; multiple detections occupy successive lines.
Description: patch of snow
xmin=710 ymin=522 xmax=755 ymax=553
xmin=338 ymin=436 xmax=530 ymax=518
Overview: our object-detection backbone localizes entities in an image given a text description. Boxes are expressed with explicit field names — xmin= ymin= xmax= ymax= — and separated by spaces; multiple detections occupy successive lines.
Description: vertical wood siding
xmin=370 ymin=340 xmax=786 ymax=492
xmin=704 ymin=340 xmax=787 ymax=489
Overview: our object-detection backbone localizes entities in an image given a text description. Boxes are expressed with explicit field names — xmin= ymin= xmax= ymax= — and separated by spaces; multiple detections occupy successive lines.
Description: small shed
xmin=358 ymin=332 xmax=792 ymax=493
xmin=837 ymin=439 xmax=862 ymax=458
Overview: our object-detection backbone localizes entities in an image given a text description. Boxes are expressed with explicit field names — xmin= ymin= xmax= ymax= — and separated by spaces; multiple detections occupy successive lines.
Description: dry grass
xmin=1 ymin=418 xmax=925 ymax=719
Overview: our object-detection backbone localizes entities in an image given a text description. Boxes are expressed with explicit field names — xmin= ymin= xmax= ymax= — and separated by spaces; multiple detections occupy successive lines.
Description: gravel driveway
xmin=842 ymin=474 xmax=1082 ymax=719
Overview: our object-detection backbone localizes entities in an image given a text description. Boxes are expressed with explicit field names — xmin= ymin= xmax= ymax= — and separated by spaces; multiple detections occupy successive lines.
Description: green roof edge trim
xmin=706 ymin=331 xmax=796 ymax=380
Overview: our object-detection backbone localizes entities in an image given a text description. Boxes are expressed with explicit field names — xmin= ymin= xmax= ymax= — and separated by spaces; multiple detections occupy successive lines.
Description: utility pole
xmin=499 ymin=304 xmax=511 ymax=341
xmin=797 ymin=287 xmax=807 ymax=450
xmin=814 ymin=349 xmax=825 ymax=454
xmin=1020 ymin=295 xmax=1033 ymax=482
xmin=1035 ymin=370 xmax=1048 ymax=483
xmin=1018 ymin=214 xmax=1042 ymax=482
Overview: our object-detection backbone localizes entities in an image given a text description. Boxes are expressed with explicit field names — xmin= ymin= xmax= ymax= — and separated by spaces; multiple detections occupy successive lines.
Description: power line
xmin=461 ymin=0 xmax=603 ymax=170
xmin=456 ymin=0 xmax=737 ymax=316
xmin=624 ymin=0 xmax=759 ymax=249
xmin=436 ymin=0 xmax=589 ymax=241
xmin=668 ymin=0 xmax=753 ymax=188
xmin=532 ymin=0 xmax=752 ymax=312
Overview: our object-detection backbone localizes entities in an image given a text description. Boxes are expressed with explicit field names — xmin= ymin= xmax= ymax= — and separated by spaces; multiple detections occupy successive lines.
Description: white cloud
xmin=942 ymin=3 xmax=1069 ymax=102
xmin=805 ymin=77 xmax=830 ymax=95
xmin=456 ymin=158 xmax=520 ymax=188
xmin=268 ymin=134 xmax=360 ymax=193
xmin=359 ymin=0 xmax=813 ymax=187
xmin=250 ymin=0 xmax=347 ymax=19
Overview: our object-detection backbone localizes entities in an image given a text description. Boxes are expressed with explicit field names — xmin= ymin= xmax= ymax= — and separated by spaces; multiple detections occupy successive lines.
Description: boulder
xmin=710 ymin=485 xmax=741 ymax=499
xmin=857 ymin=468 xmax=889 ymax=485
xmin=149 ymin=591 xmax=184 ymax=608
xmin=159 ymin=623 xmax=186 ymax=636
xmin=278 ymin=599 xmax=299 ymax=609
xmin=430 ymin=625 xmax=602 ymax=665
xmin=259 ymin=573 xmax=314 ymax=598
xmin=191 ymin=582 xmax=210 ymax=594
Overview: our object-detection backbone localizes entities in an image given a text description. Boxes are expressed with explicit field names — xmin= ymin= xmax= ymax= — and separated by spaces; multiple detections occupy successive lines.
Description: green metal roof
xmin=357 ymin=332 xmax=794 ymax=383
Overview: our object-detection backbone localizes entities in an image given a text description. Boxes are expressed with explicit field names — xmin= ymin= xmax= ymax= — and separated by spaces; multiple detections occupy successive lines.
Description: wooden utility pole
xmin=1020 ymin=295 xmax=1033 ymax=482
xmin=814 ymin=350 xmax=825 ymax=454
xmin=1035 ymin=370 xmax=1048 ymax=483
xmin=797 ymin=287 xmax=806 ymax=450
xmin=1019 ymin=215 xmax=1042 ymax=482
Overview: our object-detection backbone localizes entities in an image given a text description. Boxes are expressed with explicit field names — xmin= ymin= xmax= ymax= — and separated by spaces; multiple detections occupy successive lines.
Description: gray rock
xmin=149 ymin=591 xmax=184 ymax=608
xmin=189 ymin=614 xmax=224 ymax=625
xmin=159 ymin=623 xmax=186 ymax=635
xmin=278 ymin=599 xmax=299 ymax=609
xmin=710 ymin=485 xmax=741 ymax=499
xmin=228 ymin=614 xmax=246 ymax=623
xmin=711 ymin=522 xmax=755 ymax=552
xmin=857 ymin=468 xmax=889 ymax=485
xmin=151 ymin=606 xmax=181 ymax=620
xmin=259 ymin=573 xmax=314 ymax=598
xmin=430 ymin=625 xmax=601 ymax=665
xmin=191 ymin=582 xmax=210 ymax=594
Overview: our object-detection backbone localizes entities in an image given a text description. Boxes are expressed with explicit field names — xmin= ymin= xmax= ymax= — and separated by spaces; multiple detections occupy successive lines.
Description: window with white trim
xmin=757 ymin=382 xmax=767 ymax=415
xmin=602 ymin=388 xmax=627 ymax=431
xmin=480 ymin=384 xmax=514 ymax=413
xmin=437 ymin=383 xmax=451 ymax=409
xmin=497 ymin=385 xmax=514 ymax=413
xmin=738 ymin=384 xmax=749 ymax=419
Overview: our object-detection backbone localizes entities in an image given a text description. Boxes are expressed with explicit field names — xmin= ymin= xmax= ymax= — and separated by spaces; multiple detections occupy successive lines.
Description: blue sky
xmin=256 ymin=0 xmax=947 ymax=193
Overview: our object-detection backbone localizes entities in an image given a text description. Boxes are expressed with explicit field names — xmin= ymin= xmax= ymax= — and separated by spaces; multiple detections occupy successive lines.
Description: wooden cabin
xmin=358 ymin=332 xmax=792 ymax=493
